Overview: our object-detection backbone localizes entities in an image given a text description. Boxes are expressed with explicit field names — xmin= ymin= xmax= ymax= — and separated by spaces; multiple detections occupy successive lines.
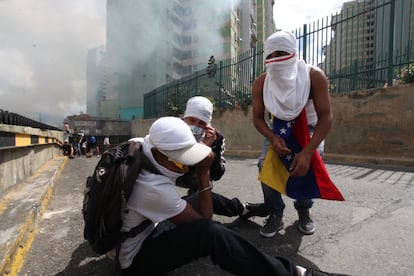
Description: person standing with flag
xmin=252 ymin=31 xmax=344 ymax=238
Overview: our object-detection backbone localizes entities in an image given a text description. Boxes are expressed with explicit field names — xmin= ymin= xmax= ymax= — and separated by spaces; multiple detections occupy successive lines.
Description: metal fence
xmin=0 ymin=109 xmax=61 ymax=131
xmin=144 ymin=46 xmax=264 ymax=119
xmin=144 ymin=0 xmax=413 ymax=119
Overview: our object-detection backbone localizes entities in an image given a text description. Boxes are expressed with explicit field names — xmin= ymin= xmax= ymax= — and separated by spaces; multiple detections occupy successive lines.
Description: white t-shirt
xmin=118 ymin=137 xmax=187 ymax=269
xmin=305 ymin=99 xmax=318 ymax=127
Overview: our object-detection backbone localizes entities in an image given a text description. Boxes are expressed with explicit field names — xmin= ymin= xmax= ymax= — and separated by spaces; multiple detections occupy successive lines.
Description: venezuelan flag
xmin=258 ymin=109 xmax=344 ymax=201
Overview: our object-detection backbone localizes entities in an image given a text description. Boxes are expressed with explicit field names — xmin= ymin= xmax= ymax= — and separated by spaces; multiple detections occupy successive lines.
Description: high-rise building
xmin=86 ymin=46 xmax=108 ymax=117
xmin=325 ymin=0 xmax=414 ymax=91
xmin=93 ymin=0 xmax=275 ymax=119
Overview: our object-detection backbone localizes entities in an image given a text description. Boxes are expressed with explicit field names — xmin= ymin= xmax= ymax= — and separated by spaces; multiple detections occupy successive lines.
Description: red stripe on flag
xmin=293 ymin=110 xmax=344 ymax=201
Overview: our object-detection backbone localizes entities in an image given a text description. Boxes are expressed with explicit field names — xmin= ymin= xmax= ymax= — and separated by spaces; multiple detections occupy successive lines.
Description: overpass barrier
xmin=0 ymin=124 xmax=64 ymax=196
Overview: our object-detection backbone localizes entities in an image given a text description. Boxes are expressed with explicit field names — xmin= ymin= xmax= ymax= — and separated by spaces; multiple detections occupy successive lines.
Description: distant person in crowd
xmin=71 ymin=129 xmax=81 ymax=156
xmin=76 ymin=132 xmax=85 ymax=156
xmin=119 ymin=116 xmax=347 ymax=276
xmin=63 ymin=122 xmax=70 ymax=141
xmin=178 ymin=96 xmax=268 ymax=220
xmin=63 ymin=122 xmax=70 ymax=133
xmin=79 ymin=133 xmax=87 ymax=156
xmin=252 ymin=31 xmax=334 ymax=237
xmin=103 ymin=135 xmax=111 ymax=151
xmin=86 ymin=135 xmax=100 ymax=157
xmin=62 ymin=139 xmax=74 ymax=159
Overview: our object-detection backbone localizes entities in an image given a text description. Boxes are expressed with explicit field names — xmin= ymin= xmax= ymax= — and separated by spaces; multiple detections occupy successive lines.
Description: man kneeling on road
xmin=118 ymin=116 xmax=347 ymax=276
xmin=62 ymin=139 xmax=74 ymax=159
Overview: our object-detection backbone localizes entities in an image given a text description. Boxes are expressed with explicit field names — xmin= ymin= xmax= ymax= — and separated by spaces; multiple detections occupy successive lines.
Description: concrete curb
xmin=324 ymin=153 xmax=414 ymax=171
xmin=224 ymin=150 xmax=261 ymax=159
xmin=0 ymin=156 xmax=67 ymax=275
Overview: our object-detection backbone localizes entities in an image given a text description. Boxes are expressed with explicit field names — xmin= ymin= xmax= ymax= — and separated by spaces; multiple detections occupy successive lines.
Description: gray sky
xmin=0 ymin=0 xmax=106 ymax=127
xmin=0 ymin=0 xmax=343 ymax=127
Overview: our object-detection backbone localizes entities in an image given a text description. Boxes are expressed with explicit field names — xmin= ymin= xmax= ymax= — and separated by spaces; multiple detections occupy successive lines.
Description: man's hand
xmin=289 ymin=151 xmax=312 ymax=176
xmin=202 ymin=125 xmax=217 ymax=147
xmin=269 ymin=134 xmax=291 ymax=155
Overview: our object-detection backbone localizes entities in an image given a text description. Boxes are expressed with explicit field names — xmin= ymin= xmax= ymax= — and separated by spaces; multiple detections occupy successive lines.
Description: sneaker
xmin=240 ymin=203 xmax=269 ymax=220
xmin=298 ymin=209 xmax=315 ymax=235
xmin=302 ymin=267 xmax=350 ymax=276
xmin=259 ymin=214 xmax=284 ymax=238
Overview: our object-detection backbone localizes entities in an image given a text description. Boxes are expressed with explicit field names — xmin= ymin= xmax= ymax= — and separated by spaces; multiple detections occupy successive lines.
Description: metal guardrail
xmin=0 ymin=109 xmax=60 ymax=131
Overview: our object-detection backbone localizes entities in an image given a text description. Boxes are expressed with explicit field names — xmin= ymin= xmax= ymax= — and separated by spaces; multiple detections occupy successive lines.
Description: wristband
xmin=197 ymin=182 xmax=213 ymax=194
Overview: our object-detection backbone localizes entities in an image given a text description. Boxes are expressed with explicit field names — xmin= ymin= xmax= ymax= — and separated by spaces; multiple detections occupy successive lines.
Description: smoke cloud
xmin=0 ymin=0 xmax=106 ymax=127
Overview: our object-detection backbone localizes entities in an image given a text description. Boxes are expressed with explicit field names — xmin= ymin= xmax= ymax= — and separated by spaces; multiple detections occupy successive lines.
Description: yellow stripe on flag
xmin=258 ymin=146 xmax=289 ymax=195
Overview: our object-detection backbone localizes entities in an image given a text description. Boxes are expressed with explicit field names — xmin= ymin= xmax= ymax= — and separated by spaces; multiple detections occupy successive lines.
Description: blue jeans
xmin=258 ymin=134 xmax=324 ymax=217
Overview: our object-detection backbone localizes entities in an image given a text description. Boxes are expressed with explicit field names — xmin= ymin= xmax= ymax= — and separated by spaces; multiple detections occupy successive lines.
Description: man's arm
xmin=289 ymin=67 xmax=332 ymax=176
xmin=169 ymin=151 xmax=215 ymax=224
xmin=252 ymin=73 xmax=290 ymax=155
xmin=209 ymin=131 xmax=225 ymax=181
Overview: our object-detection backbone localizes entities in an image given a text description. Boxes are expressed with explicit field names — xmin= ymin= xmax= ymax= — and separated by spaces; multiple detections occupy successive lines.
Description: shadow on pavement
xmin=56 ymin=219 xmax=323 ymax=276
xmin=225 ymin=219 xmax=320 ymax=269
xmin=55 ymin=242 xmax=117 ymax=276
xmin=169 ymin=219 xmax=324 ymax=275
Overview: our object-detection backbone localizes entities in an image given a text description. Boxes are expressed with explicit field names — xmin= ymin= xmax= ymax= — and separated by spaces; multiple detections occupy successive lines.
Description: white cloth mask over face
xmin=263 ymin=31 xmax=311 ymax=121
xmin=189 ymin=125 xmax=205 ymax=142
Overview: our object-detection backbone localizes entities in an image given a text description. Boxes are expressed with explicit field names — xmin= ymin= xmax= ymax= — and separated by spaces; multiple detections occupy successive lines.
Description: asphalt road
xmin=20 ymin=155 xmax=414 ymax=276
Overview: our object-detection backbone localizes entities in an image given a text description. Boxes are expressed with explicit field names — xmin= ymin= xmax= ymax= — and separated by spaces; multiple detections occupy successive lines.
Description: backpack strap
xmin=119 ymin=219 xmax=152 ymax=243
xmin=118 ymin=141 xmax=160 ymax=243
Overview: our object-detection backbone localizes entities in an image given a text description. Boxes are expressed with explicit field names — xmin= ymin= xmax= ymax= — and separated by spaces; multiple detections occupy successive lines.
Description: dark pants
xmin=185 ymin=191 xmax=244 ymax=217
xmin=258 ymin=138 xmax=314 ymax=217
xmin=121 ymin=219 xmax=298 ymax=276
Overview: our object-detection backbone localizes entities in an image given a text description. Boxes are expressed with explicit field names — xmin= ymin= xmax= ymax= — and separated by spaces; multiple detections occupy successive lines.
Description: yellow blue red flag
xmin=258 ymin=109 xmax=344 ymax=201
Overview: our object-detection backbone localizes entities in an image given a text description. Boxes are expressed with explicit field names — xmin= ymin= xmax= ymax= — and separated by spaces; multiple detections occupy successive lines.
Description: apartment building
xmin=325 ymin=0 xmax=414 ymax=91
xmin=87 ymin=0 xmax=275 ymax=119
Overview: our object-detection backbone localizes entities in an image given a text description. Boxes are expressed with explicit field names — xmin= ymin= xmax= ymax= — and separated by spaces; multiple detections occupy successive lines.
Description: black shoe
xmin=304 ymin=267 xmax=350 ymax=276
xmin=259 ymin=214 xmax=284 ymax=238
xmin=298 ymin=209 xmax=315 ymax=235
xmin=240 ymin=203 xmax=269 ymax=220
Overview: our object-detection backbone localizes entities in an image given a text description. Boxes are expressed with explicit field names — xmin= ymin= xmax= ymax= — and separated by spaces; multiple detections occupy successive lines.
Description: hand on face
xmin=201 ymin=125 xmax=217 ymax=147
xmin=184 ymin=117 xmax=216 ymax=146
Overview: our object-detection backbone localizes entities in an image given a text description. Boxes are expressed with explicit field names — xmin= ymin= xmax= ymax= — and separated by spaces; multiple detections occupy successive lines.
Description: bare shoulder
xmin=253 ymin=72 xmax=266 ymax=85
xmin=310 ymin=66 xmax=328 ymax=82
xmin=252 ymin=73 xmax=266 ymax=92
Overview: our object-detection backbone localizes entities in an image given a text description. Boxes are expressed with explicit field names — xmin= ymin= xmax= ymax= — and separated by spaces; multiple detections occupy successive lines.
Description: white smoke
xmin=0 ymin=0 xmax=106 ymax=127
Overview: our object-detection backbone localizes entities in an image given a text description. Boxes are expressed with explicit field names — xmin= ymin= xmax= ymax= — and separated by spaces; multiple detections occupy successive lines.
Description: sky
xmin=0 ymin=0 xmax=106 ymax=127
xmin=273 ymin=0 xmax=344 ymax=32
xmin=0 ymin=0 xmax=344 ymax=127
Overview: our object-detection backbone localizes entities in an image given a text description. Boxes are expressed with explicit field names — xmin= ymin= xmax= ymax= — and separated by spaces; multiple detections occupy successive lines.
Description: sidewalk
xmin=0 ymin=156 xmax=66 ymax=275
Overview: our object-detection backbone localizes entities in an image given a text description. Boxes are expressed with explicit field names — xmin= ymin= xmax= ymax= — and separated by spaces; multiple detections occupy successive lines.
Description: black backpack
xmin=82 ymin=140 xmax=159 ymax=254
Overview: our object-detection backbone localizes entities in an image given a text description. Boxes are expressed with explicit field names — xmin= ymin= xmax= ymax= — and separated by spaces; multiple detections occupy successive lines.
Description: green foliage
xmin=396 ymin=63 xmax=414 ymax=84
xmin=164 ymin=100 xmax=184 ymax=117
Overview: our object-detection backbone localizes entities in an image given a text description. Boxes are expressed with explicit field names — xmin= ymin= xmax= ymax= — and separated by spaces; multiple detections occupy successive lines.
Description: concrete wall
xmin=325 ymin=83 xmax=414 ymax=166
xmin=130 ymin=106 xmax=263 ymax=156
xmin=0 ymin=125 xmax=63 ymax=195
xmin=131 ymin=83 xmax=414 ymax=167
